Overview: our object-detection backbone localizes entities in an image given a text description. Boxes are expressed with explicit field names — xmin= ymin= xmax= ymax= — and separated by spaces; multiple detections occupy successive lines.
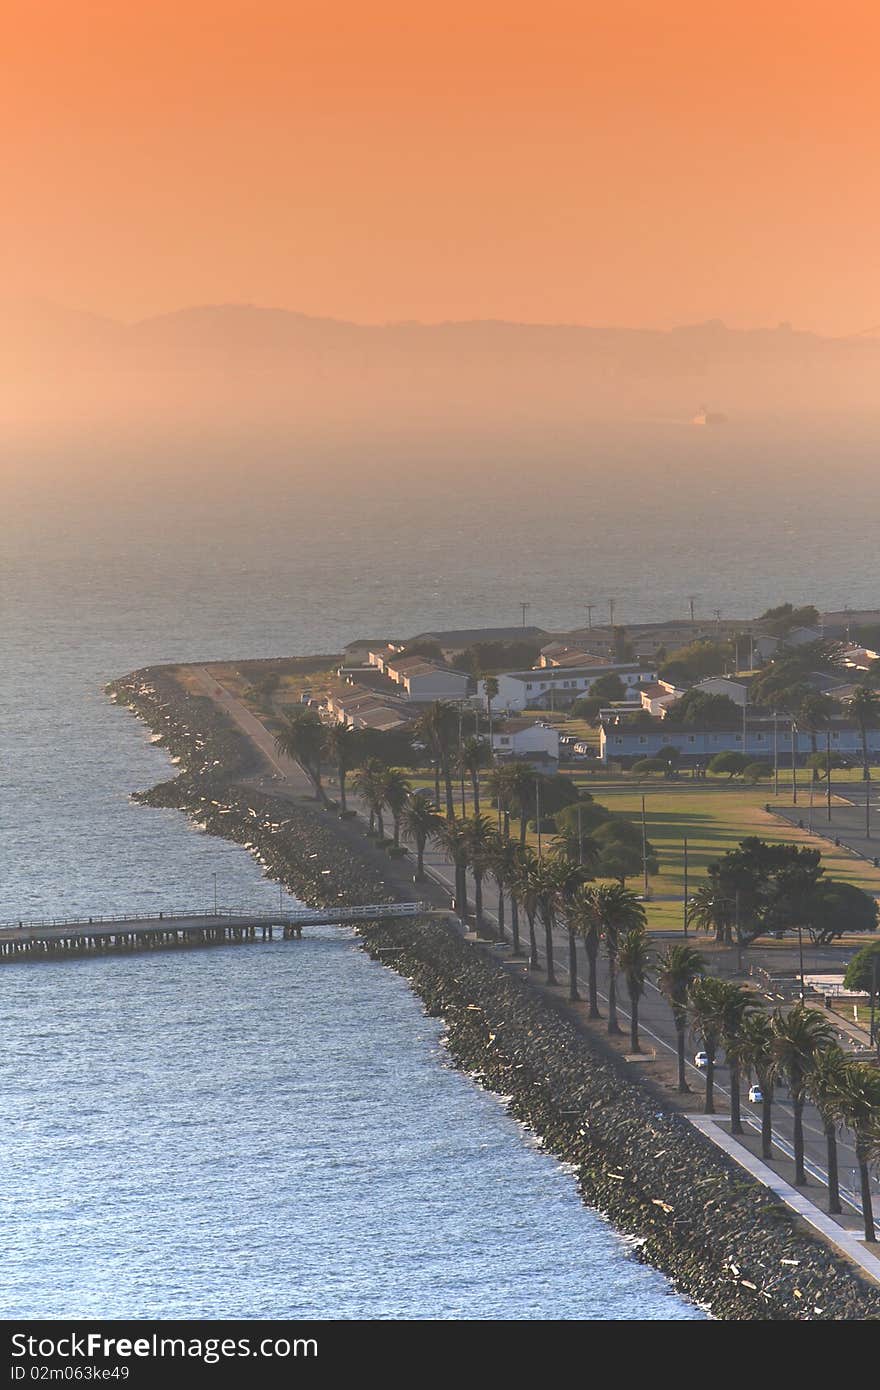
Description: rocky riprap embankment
xmin=109 ymin=665 xmax=880 ymax=1321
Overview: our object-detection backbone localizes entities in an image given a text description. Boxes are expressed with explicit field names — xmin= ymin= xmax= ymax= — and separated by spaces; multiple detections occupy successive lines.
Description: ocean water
xmin=6 ymin=412 xmax=875 ymax=1319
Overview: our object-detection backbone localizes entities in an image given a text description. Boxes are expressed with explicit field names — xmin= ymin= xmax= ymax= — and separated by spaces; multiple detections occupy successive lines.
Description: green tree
xmin=686 ymin=882 xmax=735 ymax=942
xmin=687 ymin=975 xmax=729 ymax=1114
xmin=509 ymin=760 xmax=539 ymax=845
xmin=486 ymin=763 xmax=516 ymax=837
xmin=618 ymin=925 xmax=652 ymax=1053
xmin=433 ymin=816 xmax=470 ymax=921
xmin=656 ymin=944 xmax=705 ymax=1091
xmin=771 ymin=1006 xmax=836 ymax=1185
xmin=742 ymin=760 xmax=771 ymax=782
xmin=674 ymin=689 xmax=742 ymax=729
xmin=849 ymin=685 xmax=880 ymax=782
xmin=274 ymin=709 xmax=328 ymax=803
xmin=738 ymin=1011 xmax=776 ymax=1158
xmin=589 ymin=673 xmax=626 ymax=702
xmin=828 ymin=1062 xmax=880 ymax=1242
xmin=595 ymin=884 xmax=646 ymax=1034
xmin=511 ymin=846 xmax=541 ymax=967
xmin=380 ymin=768 xmax=412 ymax=847
xmin=805 ymin=1044 xmax=849 ymax=1216
xmin=400 ymin=794 xmax=442 ymax=879
xmin=716 ymin=982 xmax=759 ymax=1134
xmin=352 ymin=758 xmax=389 ymax=837
xmin=843 ymin=940 xmax=880 ymax=993
xmin=324 ymin=722 xmax=362 ymax=813
xmin=569 ymin=885 xmax=604 ymax=1019
xmin=707 ymin=750 xmax=750 ymax=779
xmin=415 ymin=700 xmax=459 ymax=820
xmin=461 ymin=815 xmax=495 ymax=938
xmin=458 ymin=735 xmax=491 ymax=816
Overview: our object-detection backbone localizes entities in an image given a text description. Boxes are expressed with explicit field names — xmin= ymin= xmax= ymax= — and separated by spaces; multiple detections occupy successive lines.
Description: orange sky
xmin=3 ymin=1 xmax=879 ymax=332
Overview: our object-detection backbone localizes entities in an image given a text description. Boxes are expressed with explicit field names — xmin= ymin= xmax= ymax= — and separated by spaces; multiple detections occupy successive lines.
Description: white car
xmin=748 ymin=1084 xmax=763 ymax=1104
xmin=694 ymin=1051 xmax=709 ymax=1070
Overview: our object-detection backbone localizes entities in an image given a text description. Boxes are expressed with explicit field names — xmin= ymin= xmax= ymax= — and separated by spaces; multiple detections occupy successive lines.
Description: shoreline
xmin=106 ymin=662 xmax=880 ymax=1321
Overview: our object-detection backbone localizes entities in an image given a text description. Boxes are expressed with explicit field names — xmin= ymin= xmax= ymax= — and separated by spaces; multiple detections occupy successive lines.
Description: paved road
xmin=186 ymin=668 xmax=880 ymax=1229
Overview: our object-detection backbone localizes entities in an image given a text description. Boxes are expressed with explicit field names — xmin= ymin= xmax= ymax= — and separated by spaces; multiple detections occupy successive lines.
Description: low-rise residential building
xmin=692 ymin=675 xmax=753 ymax=706
xmin=639 ymin=680 xmax=684 ymax=716
xmin=492 ymin=719 xmax=560 ymax=764
xmin=405 ymin=625 xmax=548 ymax=661
xmin=366 ymin=643 xmax=405 ymax=674
xmin=324 ymin=685 xmax=411 ymax=732
xmin=599 ymin=714 xmax=880 ymax=764
xmin=479 ymin=661 xmax=657 ymax=712
xmin=384 ymin=656 xmax=471 ymax=702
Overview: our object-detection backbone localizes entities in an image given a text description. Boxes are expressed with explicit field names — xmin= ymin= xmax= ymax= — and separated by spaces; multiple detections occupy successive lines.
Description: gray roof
xmin=409 ymin=626 xmax=547 ymax=646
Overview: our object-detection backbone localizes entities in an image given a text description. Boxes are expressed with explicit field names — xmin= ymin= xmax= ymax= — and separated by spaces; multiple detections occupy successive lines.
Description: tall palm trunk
xmin=729 ymin=1059 xmax=742 ymax=1135
xmin=415 ymin=836 xmax=426 ymax=880
xmin=338 ymin=767 xmax=348 ymax=813
xmin=704 ymin=1049 xmax=716 ymax=1114
xmin=434 ymin=758 xmax=441 ymax=804
xmin=824 ymin=1122 xmax=841 ymax=1215
xmin=584 ymin=938 xmax=601 ymax=1019
xmin=543 ymin=911 xmax=556 ymax=984
xmin=376 ymin=809 xmax=385 ymax=839
xmin=857 ymin=1146 xmax=876 ymax=1243
xmin=510 ymin=897 xmax=520 ymax=955
xmin=607 ymin=951 xmax=621 ymax=1034
xmin=567 ymin=928 xmax=580 ymax=1002
xmin=472 ymin=775 xmax=480 ymax=817
xmin=496 ymin=886 xmax=505 ymax=941
xmin=442 ymin=759 xmax=455 ymax=822
xmin=629 ymin=994 xmax=640 ymax=1053
xmin=792 ymin=1094 xmax=807 ymax=1184
xmin=526 ymin=907 xmax=539 ymax=969
xmin=761 ymin=1093 xmax=773 ymax=1159
xmin=392 ymin=815 xmax=401 ymax=848
xmin=474 ymin=870 xmax=486 ymax=937
xmin=674 ymin=1014 xmax=688 ymax=1091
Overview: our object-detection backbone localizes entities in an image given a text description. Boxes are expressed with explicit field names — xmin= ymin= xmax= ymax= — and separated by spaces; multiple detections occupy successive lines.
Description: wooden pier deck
xmin=0 ymin=903 xmax=424 ymax=961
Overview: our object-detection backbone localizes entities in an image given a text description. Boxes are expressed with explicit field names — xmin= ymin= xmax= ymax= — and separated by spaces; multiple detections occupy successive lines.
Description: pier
xmin=0 ymin=903 xmax=424 ymax=961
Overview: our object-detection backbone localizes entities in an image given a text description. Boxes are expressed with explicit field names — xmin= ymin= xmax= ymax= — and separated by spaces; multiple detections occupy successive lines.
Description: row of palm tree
xmin=653 ymin=946 xmax=880 ymax=1238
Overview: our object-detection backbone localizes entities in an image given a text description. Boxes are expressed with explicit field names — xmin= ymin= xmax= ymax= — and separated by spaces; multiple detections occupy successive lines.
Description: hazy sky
xmin=5 ymin=1 xmax=879 ymax=332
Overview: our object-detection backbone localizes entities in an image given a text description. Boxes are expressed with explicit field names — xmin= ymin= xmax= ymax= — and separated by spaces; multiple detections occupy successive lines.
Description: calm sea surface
xmin=5 ymin=415 xmax=876 ymax=1318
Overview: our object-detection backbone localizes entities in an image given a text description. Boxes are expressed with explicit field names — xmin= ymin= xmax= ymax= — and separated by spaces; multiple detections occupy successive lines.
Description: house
xmin=784 ymin=625 xmax=823 ymax=648
xmin=491 ymin=719 xmax=559 ymax=764
xmin=479 ymin=661 xmax=657 ymax=713
xmin=639 ymin=680 xmax=684 ymax=717
xmin=324 ymin=685 xmax=411 ymax=732
xmin=538 ymin=643 xmax=609 ymax=668
xmin=343 ymin=638 xmax=400 ymax=664
xmin=366 ymin=643 xmax=405 ymax=674
xmin=599 ymin=714 xmax=880 ymax=765
xmin=384 ymin=656 xmax=470 ymax=702
xmin=692 ymin=675 xmax=752 ymax=707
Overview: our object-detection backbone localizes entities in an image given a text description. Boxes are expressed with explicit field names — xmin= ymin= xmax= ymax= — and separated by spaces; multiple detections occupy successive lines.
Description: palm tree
xmin=738 ymin=1010 xmax=776 ymax=1158
xmin=686 ymin=883 xmax=734 ymax=944
xmin=511 ymin=846 xmax=540 ymax=966
xmin=687 ymin=975 xmax=729 ymax=1114
xmin=416 ymin=701 xmax=458 ymax=820
xmin=771 ymin=1005 xmax=836 ymax=1185
xmin=323 ymin=722 xmax=361 ymax=813
xmin=849 ymin=685 xmax=880 ymax=784
xmin=400 ymin=794 xmax=442 ymax=880
xmin=433 ymin=816 xmax=471 ymax=922
xmin=461 ymin=815 xmax=495 ymax=938
xmin=486 ymin=763 xmax=515 ymax=837
xmin=483 ymin=673 xmax=499 ymax=752
xmin=380 ymin=768 xmax=412 ymax=847
xmin=805 ymin=1044 xmax=849 ymax=1216
xmin=458 ymin=735 xmax=491 ymax=816
xmin=828 ymin=1061 xmax=880 ymax=1242
xmin=716 ymin=982 xmax=758 ymax=1135
xmin=487 ymin=831 xmax=518 ymax=944
xmin=274 ymin=709 xmax=328 ymax=804
xmin=596 ymin=883 xmax=646 ymax=1035
xmin=351 ymin=758 xmax=388 ymax=837
xmin=798 ymin=692 xmax=835 ymax=776
xmin=531 ymin=854 xmax=581 ymax=988
xmin=569 ymin=885 xmax=603 ymax=1019
xmin=656 ymin=944 xmax=705 ymax=1092
xmin=555 ymin=858 xmax=588 ymax=1001
xmin=618 ymin=925 xmax=652 ymax=1053
xmin=552 ymin=824 xmax=601 ymax=872
xmin=509 ymin=761 xmax=538 ymax=846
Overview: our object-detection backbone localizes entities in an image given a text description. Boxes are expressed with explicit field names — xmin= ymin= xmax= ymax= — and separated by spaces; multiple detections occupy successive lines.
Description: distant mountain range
xmin=4 ymin=299 xmax=880 ymax=430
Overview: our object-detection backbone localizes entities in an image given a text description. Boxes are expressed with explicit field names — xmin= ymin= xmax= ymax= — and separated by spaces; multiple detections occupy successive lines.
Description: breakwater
xmin=108 ymin=665 xmax=880 ymax=1320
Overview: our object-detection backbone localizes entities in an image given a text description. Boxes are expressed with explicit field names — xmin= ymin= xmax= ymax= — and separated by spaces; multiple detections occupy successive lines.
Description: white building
xmin=492 ymin=720 xmax=559 ymax=763
xmin=692 ymin=675 xmax=751 ymax=707
xmin=639 ymin=680 xmax=684 ymax=717
xmin=480 ymin=662 xmax=657 ymax=713
xmin=385 ymin=656 xmax=470 ymax=703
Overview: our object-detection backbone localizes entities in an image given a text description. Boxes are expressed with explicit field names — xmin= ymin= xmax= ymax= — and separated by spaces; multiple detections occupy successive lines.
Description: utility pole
xmin=520 ymin=601 xmax=531 ymax=628
xmin=577 ymin=802 xmax=584 ymax=866
xmin=213 ymin=873 xmax=218 ymax=915
xmin=535 ymin=779 xmax=543 ymax=857
xmin=608 ymin=597 xmax=616 ymax=628
xmin=870 ymin=952 xmax=877 ymax=1049
xmin=683 ymin=834 xmax=689 ymax=935
xmin=826 ymin=728 xmax=833 ymax=823
xmin=773 ymin=710 xmax=779 ymax=797
xmin=791 ymin=719 xmax=798 ymax=805
xmin=458 ymin=703 xmax=466 ymax=817
xmin=641 ymin=794 xmax=649 ymax=898
xmin=585 ymin=603 xmax=594 ymax=630
xmin=867 ymin=764 xmax=872 ymax=840
xmin=687 ymin=595 xmax=697 ymax=625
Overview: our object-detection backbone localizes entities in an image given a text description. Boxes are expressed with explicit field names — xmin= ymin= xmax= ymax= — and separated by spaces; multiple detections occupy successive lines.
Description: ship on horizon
xmin=691 ymin=404 xmax=728 ymax=425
